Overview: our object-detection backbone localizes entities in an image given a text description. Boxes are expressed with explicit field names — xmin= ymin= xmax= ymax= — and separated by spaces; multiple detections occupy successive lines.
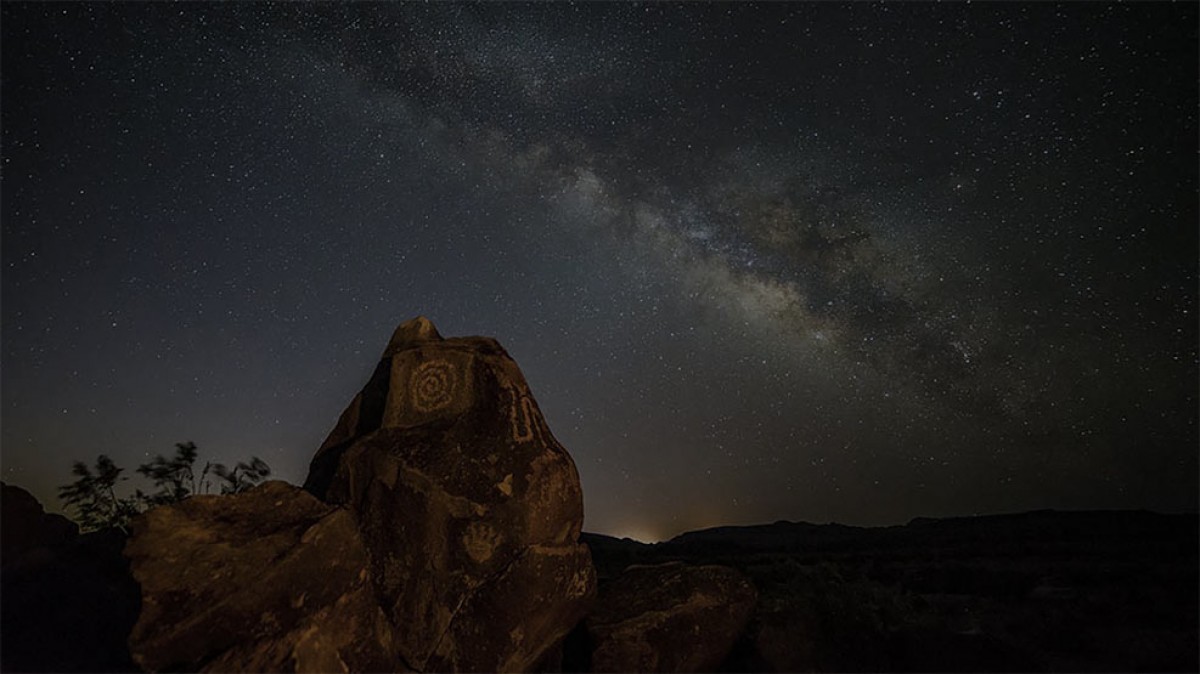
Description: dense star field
xmin=2 ymin=3 xmax=1196 ymax=540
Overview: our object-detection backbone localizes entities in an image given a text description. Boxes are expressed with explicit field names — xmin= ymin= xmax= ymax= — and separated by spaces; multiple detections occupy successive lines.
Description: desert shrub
xmin=59 ymin=443 xmax=271 ymax=531
xmin=57 ymin=455 xmax=141 ymax=532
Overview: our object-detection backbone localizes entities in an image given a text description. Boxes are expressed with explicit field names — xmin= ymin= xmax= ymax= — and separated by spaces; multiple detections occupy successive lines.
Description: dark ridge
xmin=584 ymin=508 xmax=1198 ymax=672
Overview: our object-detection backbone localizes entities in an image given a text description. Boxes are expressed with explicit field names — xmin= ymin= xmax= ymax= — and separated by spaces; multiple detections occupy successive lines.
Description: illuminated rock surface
xmin=304 ymin=316 xmax=596 ymax=672
xmin=125 ymin=317 xmax=596 ymax=672
xmin=125 ymin=481 xmax=391 ymax=673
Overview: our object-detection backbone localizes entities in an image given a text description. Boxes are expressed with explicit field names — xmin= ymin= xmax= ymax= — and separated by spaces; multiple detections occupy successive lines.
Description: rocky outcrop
xmin=579 ymin=562 xmax=757 ymax=673
xmin=304 ymin=316 xmax=596 ymax=672
xmin=125 ymin=481 xmax=392 ymax=673
xmin=124 ymin=317 xmax=595 ymax=673
xmin=1 ymin=520 xmax=138 ymax=672
xmin=1 ymin=481 xmax=78 ymax=564
xmin=0 ymin=483 xmax=136 ymax=672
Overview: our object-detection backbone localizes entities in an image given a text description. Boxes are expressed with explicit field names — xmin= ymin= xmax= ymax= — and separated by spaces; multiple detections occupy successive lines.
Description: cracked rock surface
xmin=125 ymin=481 xmax=393 ymax=673
xmin=125 ymin=317 xmax=596 ymax=672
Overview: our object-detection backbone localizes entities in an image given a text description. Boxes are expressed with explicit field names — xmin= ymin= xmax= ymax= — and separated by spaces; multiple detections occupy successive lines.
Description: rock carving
xmin=411 ymin=359 xmax=457 ymax=413
xmin=124 ymin=316 xmax=596 ymax=673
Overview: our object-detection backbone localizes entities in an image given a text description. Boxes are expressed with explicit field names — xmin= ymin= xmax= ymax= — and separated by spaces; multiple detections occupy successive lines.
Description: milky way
xmin=3 ymin=3 xmax=1195 ymax=539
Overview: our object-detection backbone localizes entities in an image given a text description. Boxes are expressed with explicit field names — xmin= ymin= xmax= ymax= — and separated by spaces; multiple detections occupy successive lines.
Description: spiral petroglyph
xmin=410 ymin=360 xmax=456 ymax=412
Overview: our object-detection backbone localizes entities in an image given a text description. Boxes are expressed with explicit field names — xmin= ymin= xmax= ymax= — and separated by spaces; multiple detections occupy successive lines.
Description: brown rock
xmin=585 ymin=562 xmax=757 ymax=673
xmin=123 ymin=318 xmax=594 ymax=672
xmin=304 ymin=316 xmax=596 ymax=672
xmin=125 ymin=481 xmax=394 ymax=673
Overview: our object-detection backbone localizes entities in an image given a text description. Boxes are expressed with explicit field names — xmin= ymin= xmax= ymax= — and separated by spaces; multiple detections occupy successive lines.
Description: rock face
xmin=581 ymin=563 xmax=757 ymax=673
xmin=124 ymin=317 xmax=595 ymax=673
xmin=125 ymin=481 xmax=393 ymax=672
xmin=304 ymin=316 xmax=596 ymax=672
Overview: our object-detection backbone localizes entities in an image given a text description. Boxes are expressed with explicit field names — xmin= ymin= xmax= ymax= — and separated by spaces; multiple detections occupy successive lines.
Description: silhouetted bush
xmin=57 ymin=455 xmax=140 ymax=532
xmin=58 ymin=443 xmax=271 ymax=531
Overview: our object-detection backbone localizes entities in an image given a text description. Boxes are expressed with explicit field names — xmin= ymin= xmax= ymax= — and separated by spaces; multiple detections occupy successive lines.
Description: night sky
xmin=3 ymin=2 xmax=1196 ymax=542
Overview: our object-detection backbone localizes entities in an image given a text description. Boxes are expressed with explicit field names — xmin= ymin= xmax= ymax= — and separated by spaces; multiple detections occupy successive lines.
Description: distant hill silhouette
xmin=580 ymin=508 xmax=1198 ymax=672
xmin=590 ymin=508 xmax=1196 ymax=556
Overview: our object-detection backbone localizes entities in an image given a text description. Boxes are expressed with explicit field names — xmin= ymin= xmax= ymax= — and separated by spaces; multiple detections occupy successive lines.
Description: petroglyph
xmin=462 ymin=522 xmax=502 ymax=564
xmin=567 ymin=568 xmax=592 ymax=599
xmin=411 ymin=360 xmax=456 ymax=413
xmin=504 ymin=382 xmax=544 ymax=443
xmin=497 ymin=474 xmax=513 ymax=497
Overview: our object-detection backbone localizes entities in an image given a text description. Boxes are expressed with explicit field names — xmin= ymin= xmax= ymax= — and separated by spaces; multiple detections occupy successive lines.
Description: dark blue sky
xmin=3 ymin=2 xmax=1195 ymax=540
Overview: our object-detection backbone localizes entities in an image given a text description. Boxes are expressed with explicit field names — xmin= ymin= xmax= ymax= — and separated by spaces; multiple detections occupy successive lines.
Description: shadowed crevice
xmin=356 ymin=356 xmax=395 ymax=436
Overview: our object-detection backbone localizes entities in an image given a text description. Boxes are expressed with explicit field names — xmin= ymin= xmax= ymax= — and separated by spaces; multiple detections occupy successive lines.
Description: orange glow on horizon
xmin=607 ymin=527 xmax=660 ymax=544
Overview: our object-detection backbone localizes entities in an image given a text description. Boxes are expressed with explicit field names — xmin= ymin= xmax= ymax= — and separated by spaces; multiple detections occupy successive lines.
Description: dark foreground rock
xmin=0 ymin=526 xmax=139 ymax=672
xmin=570 ymin=562 xmax=757 ymax=673
xmin=1 ymin=481 xmax=78 ymax=562
xmin=121 ymin=316 xmax=595 ymax=673
xmin=586 ymin=511 xmax=1199 ymax=673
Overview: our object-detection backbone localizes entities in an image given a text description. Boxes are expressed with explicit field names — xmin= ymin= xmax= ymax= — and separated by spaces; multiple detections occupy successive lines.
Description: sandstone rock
xmin=304 ymin=316 xmax=596 ymax=672
xmin=122 ymin=317 xmax=595 ymax=672
xmin=125 ymin=480 xmax=394 ymax=673
xmin=583 ymin=562 xmax=757 ymax=673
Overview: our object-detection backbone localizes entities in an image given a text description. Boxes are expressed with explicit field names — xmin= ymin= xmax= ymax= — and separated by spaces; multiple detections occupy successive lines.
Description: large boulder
xmin=304 ymin=316 xmax=596 ymax=672
xmin=125 ymin=481 xmax=394 ymax=672
xmin=580 ymin=562 xmax=757 ymax=673
xmin=122 ymin=317 xmax=595 ymax=672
